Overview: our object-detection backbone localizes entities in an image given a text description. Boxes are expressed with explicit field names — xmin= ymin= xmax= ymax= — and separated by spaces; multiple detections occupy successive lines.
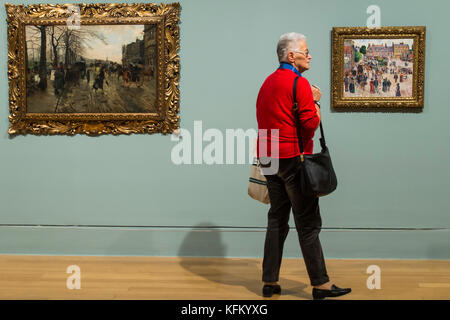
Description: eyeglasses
xmin=293 ymin=50 xmax=311 ymax=57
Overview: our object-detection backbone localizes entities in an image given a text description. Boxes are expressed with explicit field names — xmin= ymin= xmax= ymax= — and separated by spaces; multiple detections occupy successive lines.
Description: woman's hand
xmin=311 ymin=85 xmax=322 ymax=101
xmin=311 ymin=85 xmax=321 ymax=122
xmin=315 ymin=104 xmax=321 ymax=122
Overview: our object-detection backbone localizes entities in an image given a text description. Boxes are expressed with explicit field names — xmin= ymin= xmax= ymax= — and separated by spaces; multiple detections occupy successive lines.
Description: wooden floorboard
xmin=0 ymin=255 xmax=448 ymax=300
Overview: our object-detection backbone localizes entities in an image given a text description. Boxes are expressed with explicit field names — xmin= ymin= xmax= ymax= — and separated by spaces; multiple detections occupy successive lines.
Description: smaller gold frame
xmin=6 ymin=2 xmax=180 ymax=136
xmin=331 ymin=26 xmax=425 ymax=109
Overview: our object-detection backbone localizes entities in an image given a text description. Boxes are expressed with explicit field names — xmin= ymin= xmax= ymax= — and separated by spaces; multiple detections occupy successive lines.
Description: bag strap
xmin=292 ymin=76 xmax=327 ymax=162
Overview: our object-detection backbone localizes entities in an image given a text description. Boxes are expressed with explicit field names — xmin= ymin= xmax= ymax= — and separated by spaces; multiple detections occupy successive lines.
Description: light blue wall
xmin=0 ymin=0 xmax=449 ymax=259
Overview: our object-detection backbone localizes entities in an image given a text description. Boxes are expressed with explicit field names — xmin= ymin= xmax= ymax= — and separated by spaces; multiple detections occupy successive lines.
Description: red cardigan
xmin=256 ymin=68 xmax=320 ymax=158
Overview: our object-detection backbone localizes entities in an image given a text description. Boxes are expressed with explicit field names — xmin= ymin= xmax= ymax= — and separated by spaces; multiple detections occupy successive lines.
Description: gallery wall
xmin=0 ymin=0 xmax=449 ymax=259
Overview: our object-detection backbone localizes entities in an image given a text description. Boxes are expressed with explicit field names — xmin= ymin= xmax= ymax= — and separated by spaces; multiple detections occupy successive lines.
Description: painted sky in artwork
xmin=79 ymin=25 xmax=144 ymax=63
xmin=26 ymin=25 xmax=145 ymax=64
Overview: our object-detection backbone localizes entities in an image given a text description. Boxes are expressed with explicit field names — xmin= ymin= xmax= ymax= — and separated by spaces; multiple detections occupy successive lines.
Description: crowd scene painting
xmin=343 ymin=39 xmax=414 ymax=98
xmin=25 ymin=24 xmax=158 ymax=113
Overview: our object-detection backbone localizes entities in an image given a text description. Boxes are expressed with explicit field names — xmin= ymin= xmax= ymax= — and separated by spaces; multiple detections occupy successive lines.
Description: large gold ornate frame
xmin=6 ymin=3 xmax=180 ymax=136
xmin=331 ymin=26 xmax=425 ymax=109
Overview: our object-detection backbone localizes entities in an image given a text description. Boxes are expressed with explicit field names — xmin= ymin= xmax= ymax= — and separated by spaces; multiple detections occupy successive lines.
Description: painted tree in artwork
xmin=61 ymin=28 xmax=107 ymax=67
xmin=354 ymin=49 xmax=362 ymax=63
xmin=38 ymin=26 xmax=47 ymax=90
xmin=26 ymin=25 xmax=107 ymax=80
xmin=359 ymin=45 xmax=367 ymax=55
xmin=26 ymin=26 xmax=48 ymax=90
xmin=50 ymin=26 xmax=65 ymax=68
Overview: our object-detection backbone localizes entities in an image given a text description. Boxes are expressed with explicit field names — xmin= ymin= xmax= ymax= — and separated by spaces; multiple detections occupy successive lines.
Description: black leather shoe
xmin=312 ymin=284 xmax=351 ymax=300
xmin=262 ymin=284 xmax=281 ymax=297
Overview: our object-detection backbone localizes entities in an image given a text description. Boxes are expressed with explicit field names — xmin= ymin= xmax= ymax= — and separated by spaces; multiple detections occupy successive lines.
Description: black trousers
xmin=261 ymin=156 xmax=330 ymax=286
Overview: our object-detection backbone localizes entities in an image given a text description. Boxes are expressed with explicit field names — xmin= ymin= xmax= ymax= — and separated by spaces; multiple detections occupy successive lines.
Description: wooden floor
xmin=0 ymin=255 xmax=448 ymax=300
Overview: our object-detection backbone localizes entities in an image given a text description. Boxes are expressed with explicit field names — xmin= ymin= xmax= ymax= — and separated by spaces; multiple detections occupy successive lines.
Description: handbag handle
xmin=292 ymin=76 xmax=327 ymax=161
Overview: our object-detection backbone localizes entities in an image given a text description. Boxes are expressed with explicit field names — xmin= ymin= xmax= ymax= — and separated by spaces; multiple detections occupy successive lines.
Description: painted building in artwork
xmin=122 ymin=38 xmax=144 ymax=67
xmin=393 ymin=42 xmax=410 ymax=59
xmin=121 ymin=25 xmax=157 ymax=72
xmin=143 ymin=24 xmax=157 ymax=72
xmin=366 ymin=43 xmax=393 ymax=59
xmin=344 ymin=40 xmax=354 ymax=73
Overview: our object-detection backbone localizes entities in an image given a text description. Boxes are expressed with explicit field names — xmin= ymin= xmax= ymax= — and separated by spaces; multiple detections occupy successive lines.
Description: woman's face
xmin=288 ymin=40 xmax=312 ymax=73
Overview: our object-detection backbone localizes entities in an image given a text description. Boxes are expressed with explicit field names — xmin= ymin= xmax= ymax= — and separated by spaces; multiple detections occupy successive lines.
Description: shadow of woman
xmin=177 ymin=223 xmax=311 ymax=299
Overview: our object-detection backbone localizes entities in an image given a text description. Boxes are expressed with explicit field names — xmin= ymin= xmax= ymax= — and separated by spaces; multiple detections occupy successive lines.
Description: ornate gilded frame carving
xmin=6 ymin=2 xmax=180 ymax=136
xmin=331 ymin=26 xmax=425 ymax=109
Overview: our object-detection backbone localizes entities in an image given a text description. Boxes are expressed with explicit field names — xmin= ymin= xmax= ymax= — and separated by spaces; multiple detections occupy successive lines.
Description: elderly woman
xmin=256 ymin=32 xmax=351 ymax=300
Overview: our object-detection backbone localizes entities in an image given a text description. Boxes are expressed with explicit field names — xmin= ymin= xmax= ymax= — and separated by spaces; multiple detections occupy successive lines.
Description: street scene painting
xmin=25 ymin=24 xmax=158 ymax=113
xmin=343 ymin=38 xmax=414 ymax=98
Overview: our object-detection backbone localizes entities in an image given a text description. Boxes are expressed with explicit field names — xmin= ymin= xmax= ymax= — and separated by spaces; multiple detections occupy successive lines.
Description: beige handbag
xmin=248 ymin=157 xmax=270 ymax=204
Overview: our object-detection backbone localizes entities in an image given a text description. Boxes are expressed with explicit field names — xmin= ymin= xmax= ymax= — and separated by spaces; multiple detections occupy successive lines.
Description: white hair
xmin=277 ymin=32 xmax=307 ymax=62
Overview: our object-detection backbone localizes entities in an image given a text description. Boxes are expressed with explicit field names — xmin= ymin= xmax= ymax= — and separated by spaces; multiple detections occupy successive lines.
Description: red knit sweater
xmin=256 ymin=68 xmax=320 ymax=158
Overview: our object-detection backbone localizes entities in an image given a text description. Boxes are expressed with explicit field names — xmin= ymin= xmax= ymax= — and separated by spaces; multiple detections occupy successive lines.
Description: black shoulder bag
xmin=293 ymin=76 xmax=337 ymax=197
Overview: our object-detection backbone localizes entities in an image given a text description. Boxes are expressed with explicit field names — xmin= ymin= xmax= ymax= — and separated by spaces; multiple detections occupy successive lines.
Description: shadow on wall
xmin=177 ymin=223 xmax=311 ymax=299
xmin=177 ymin=223 xmax=227 ymax=257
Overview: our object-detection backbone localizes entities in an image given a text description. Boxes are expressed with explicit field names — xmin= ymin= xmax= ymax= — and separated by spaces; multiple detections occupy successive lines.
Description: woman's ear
xmin=287 ymin=51 xmax=296 ymax=63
